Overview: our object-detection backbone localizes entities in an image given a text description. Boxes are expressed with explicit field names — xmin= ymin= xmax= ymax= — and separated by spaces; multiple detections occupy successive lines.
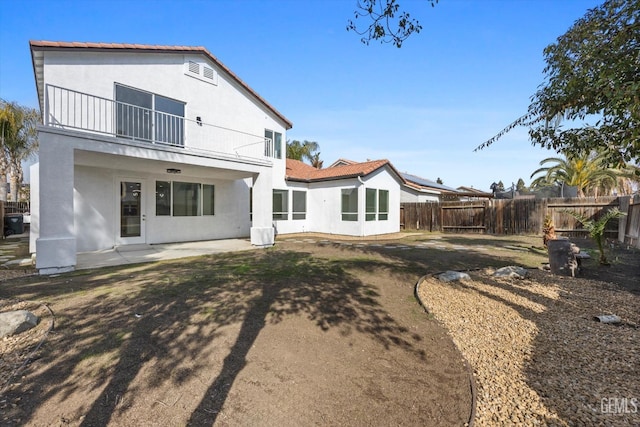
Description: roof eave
xmin=28 ymin=40 xmax=293 ymax=130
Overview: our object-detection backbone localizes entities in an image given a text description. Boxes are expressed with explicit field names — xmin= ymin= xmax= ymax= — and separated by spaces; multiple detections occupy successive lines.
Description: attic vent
xmin=184 ymin=59 xmax=217 ymax=85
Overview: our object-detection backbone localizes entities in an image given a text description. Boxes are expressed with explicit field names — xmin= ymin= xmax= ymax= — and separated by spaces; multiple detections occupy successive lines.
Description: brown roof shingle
xmin=286 ymin=158 xmax=401 ymax=182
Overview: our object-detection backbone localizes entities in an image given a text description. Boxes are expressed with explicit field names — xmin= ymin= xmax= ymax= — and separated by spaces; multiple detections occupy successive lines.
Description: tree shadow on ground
xmin=1 ymin=249 xmax=451 ymax=426
xmin=443 ymin=269 xmax=640 ymax=425
xmin=326 ymin=240 xmax=548 ymax=276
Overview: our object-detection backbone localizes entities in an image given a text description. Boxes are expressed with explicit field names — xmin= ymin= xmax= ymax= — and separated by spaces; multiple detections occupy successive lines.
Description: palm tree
xmin=530 ymin=151 xmax=618 ymax=198
xmin=286 ymin=140 xmax=321 ymax=164
xmin=0 ymin=100 xmax=39 ymax=201
xmin=562 ymin=208 xmax=626 ymax=265
xmin=310 ymin=152 xmax=323 ymax=169
xmin=613 ymin=164 xmax=640 ymax=195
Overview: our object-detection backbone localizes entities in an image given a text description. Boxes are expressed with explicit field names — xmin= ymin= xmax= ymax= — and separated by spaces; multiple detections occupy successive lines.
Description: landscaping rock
xmin=437 ymin=271 xmax=470 ymax=282
xmin=0 ymin=310 xmax=38 ymax=338
xmin=493 ymin=266 xmax=528 ymax=279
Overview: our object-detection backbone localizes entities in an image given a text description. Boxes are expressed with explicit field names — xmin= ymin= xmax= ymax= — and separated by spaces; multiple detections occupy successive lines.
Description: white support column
xmin=250 ymin=168 xmax=274 ymax=246
xmin=35 ymin=132 xmax=76 ymax=274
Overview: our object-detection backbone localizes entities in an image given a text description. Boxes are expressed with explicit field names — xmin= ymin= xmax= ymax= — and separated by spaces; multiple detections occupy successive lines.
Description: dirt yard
xmin=0 ymin=232 xmax=638 ymax=426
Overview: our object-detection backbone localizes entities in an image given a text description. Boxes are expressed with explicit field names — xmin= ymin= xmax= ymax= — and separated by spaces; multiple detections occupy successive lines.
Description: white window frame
xmin=292 ymin=191 xmax=306 ymax=220
xmin=366 ymin=188 xmax=377 ymax=221
xmin=155 ymin=180 xmax=215 ymax=217
xmin=273 ymin=189 xmax=288 ymax=220
xmin=265 ymin=129 xmax=283 ymax=159
xmin=378 ymin=189 xmax=389 ymax=221
xmin=341 ymin=188 xmax=358 ymax=221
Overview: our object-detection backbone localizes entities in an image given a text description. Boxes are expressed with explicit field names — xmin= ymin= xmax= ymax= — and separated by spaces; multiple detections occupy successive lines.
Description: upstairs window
xmin=265 ymin=129 xmax=283 ymax=159
xmin=115 ymin=84 xmax=185 ymax=146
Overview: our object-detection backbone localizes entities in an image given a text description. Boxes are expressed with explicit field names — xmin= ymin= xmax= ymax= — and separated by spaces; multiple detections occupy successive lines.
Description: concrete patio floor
xmin=76 ymin=239 xmax=256 ymax=270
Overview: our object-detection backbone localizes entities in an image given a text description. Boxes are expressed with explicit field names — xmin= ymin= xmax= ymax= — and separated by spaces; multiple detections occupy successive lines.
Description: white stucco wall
xmin=72 ymin=158 xmax=252 ymax=252
xmin=271 ymin=181 xmax=309 ymax=235
xmin=145 ymin=178 xmax=251 ymax=245
xmin=28 ymin=163 xmax=39 ymax=254
xmin=400 ymin=186 xmax=441 ymax=203
xmin=272 ymin=166 xmax=402 ymax=237
xmin=41 ymin=50 xmax=288 ymax=158
xmin=73 ymin=166 xmax=251 ymax=252
xmin=34 ymin=128 xmax=271 ymax=267
xmin=74 ymin=166 xmax=115 ymax=251
xmin=33 ymin=46 xmax=289 ymax=271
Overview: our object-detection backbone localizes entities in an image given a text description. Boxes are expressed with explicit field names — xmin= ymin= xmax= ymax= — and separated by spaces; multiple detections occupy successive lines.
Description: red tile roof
xmin=29 ymin=40 xmax=292 ymax=129
xmin=286 ymin=158 xmax=402 ymax=182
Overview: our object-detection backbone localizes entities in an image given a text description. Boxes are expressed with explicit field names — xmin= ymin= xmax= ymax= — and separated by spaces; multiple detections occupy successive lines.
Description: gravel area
xmin=417 ymin=268 xmax=640 ymax=426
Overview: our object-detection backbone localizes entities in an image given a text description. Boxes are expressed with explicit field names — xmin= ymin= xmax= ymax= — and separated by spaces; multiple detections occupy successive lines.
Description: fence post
xmin=618 ymin=196 xmax=630 ymax=243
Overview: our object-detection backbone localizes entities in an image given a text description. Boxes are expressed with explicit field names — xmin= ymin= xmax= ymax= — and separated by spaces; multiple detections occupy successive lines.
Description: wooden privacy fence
xmin=401 ymin=196 xmax=639 ymax=247
xmin=621 ymin=195 xmax=640 ymax=248
xmin=2 ymin=201 xmax=30 ymax=214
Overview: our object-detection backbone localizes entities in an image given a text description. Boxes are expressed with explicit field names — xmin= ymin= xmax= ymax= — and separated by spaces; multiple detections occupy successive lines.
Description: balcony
xmin=43 ymin=84 xmax=276 ymax=161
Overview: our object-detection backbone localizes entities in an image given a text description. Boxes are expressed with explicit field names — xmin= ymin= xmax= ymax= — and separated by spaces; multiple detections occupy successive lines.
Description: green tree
xmin=615 ymin=164 xmax=640 ymax=195
xmin=0 ymin=100 xmax=39 ymax=202
xmin=478 ymin=0 xmax=640 ymax=167
xmin=310 ymin=152 xmax=323 ymax=169
xmin=286 ymin=140 xmax=321 ymax=164
xmin=530 ymin=151 xmax=619 ymax=197
xmin=347 ymin=0 xmax=438 ymax=47
xmin=516 ymin=178 xmax=532 ymax=195
xmin=562 ymin=208 xmax=626 ymax=265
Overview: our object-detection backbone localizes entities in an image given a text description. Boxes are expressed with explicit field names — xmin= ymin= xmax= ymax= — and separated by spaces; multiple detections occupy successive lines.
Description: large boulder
xmin=0 ymin=310 xmax=38 ymax=338
xmin=493 ymin=266 xmax=529 ymax=279
xmin=437 ymin=271 xmax=471 ymax=282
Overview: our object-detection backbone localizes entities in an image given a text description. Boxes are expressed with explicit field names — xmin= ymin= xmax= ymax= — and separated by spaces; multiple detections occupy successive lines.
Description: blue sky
xmin=0 ymin=0 xmax=602 ymax=190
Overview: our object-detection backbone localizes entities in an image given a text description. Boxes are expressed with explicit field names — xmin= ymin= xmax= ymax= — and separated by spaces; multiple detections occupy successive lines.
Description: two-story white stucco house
xmin=29 ymin=41 xmax=405 ymax=274
xmin=29 ymin=41 xmax=292 ymax=274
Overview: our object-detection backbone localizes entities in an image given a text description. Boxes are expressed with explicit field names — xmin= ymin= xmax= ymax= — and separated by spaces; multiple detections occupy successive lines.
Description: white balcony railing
xmin=44 ymin=84 xmax=274 ymax=161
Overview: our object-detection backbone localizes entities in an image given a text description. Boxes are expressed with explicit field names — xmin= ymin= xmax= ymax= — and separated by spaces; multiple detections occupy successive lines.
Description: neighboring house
xmin=456 ymin=186 xmax=493 ymax=201
xmin=272 ymin=159 xmax=403 ymax=236
xmin=327 ymin=158 xmax=356 ymax=168
xmin=29 ymin=41 xmax=292 ymax=274
xmin=400 ymin=172 xmax=459 ymax=203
